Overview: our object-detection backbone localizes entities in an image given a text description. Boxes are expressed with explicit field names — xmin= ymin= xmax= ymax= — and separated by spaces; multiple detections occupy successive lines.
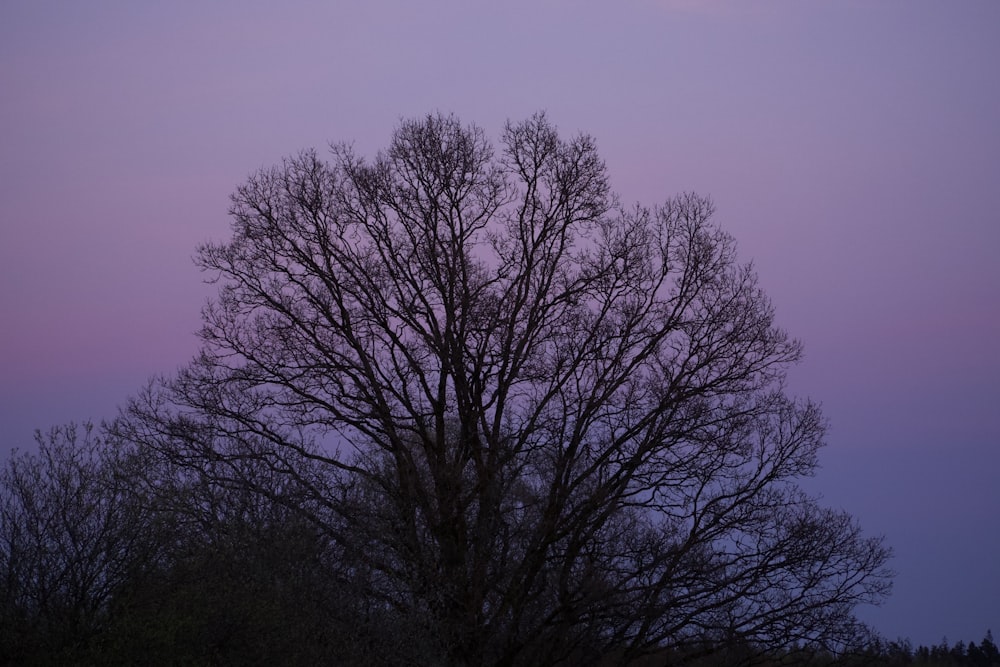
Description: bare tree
xmin=122 ymin=113 xmax=891 ymax=666
xmin=0 ymin=421 xmax=369 ymax=665
xmin=0 ymin=424 xmax=162 ymax=662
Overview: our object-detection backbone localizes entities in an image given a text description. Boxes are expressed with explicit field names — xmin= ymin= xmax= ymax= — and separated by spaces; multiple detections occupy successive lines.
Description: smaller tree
xmin=886 ymin=638 xmax=915 ymax=666
xmin=98 ymin=426 xmax=365 ymax=666
xmin=0 ymin=424 xmax=161 ymax=663
xmin=952 ymin=640 xmax=969 ymax=664
xmin=930 ymin=638 xmax=952 ymax=664
xmin=0 ymin=420 xmax=373 ymax=665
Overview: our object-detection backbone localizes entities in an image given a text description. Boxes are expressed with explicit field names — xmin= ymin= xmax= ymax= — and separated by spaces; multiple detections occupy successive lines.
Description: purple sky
xmin=2 ymin=0 xmax=998 ymax=647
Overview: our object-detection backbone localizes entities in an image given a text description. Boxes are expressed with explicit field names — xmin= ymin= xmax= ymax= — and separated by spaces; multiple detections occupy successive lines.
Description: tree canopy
xmin=3 ymin=113 xmax=893 ymax=666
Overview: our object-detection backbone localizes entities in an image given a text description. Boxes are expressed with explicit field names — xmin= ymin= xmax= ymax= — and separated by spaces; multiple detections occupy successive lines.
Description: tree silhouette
xmin=120 ymin=112 xmax=892 ymax=666
xmin=0 ymin=424 xmax=162 ymax=663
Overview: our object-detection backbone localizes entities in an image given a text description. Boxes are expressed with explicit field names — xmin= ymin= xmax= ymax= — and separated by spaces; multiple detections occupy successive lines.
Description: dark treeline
xmin=859 ymin=633 xmax=1000 ymax=667
xmin=0 ymin=425 xmax=993 ymax=666
xmin=685 ymin=632 xmax=1000 ymax=667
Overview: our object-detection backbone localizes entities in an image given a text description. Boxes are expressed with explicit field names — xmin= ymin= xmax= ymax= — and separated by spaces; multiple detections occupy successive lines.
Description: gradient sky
xmin=2 ymin=0 xmax=998 ymax=648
